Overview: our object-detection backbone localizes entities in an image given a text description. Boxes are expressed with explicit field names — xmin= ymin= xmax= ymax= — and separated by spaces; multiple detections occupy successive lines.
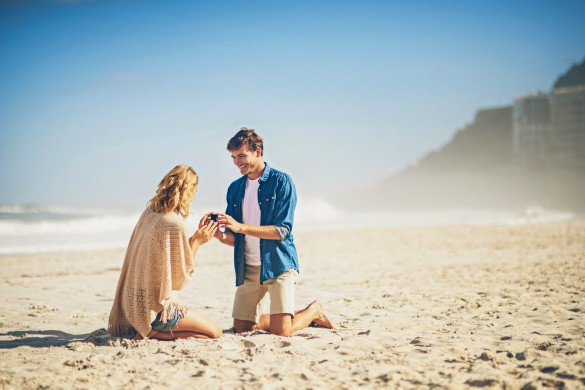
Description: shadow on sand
xmin=0 ymin=329 xmax=101 ymax=349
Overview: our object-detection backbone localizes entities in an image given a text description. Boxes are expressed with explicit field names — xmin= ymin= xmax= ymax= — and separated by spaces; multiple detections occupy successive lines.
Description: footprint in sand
xmin=275 ymin=340 xmax=291 ymax=348
xmin=28 ymin=305 xmax=58 ymax=316
xmin=63 ymin=358 xmax=93 ymax=370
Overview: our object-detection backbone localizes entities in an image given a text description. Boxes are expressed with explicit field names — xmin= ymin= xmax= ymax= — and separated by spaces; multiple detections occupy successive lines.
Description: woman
xmin=108 ymin=165 xmax=222 ymax=340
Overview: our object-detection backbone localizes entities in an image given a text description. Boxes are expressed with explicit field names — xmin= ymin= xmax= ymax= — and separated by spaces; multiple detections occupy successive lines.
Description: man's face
xmin=230 ymin=144 xmax=262 ymax=177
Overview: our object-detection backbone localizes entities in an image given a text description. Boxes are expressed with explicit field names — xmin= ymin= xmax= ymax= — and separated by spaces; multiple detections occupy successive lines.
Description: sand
xmin=0 ymin=222 xmax=584 ymax=389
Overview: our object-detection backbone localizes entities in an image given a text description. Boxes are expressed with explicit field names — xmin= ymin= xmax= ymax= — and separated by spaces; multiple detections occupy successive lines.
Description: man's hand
xmin=216 ymin=213 xmax=242 ymax=234
xmin=216 ymin=213 xmax=281 ymax=240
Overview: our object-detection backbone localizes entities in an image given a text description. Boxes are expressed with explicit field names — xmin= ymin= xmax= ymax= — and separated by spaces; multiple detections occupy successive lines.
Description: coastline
xmin=1 ymin=221 xmax=584 ymax=388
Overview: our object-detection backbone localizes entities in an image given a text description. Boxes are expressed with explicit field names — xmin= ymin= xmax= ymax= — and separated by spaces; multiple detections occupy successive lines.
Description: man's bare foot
xmin=308 ymin=300 xmax=334 ymax=329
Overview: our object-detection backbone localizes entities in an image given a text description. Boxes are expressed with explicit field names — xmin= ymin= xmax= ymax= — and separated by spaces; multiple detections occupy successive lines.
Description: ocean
xmin=0 ymin=204 xmax=142 ymax=255
xmin=0 ymin=201 xmax=577 ymax=256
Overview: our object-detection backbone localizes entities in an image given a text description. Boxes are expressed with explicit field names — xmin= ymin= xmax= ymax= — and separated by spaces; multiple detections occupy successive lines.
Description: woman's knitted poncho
xmin=108 ymin=209 xmax=194 ymax=338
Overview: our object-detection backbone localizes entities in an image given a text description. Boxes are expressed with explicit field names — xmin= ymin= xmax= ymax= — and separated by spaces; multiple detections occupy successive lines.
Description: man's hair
xmin=227 ymin=127 xmax=264 ymax=156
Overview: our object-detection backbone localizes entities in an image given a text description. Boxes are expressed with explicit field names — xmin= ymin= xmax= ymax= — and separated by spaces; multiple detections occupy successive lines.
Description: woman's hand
xmin=216 ymin=213 xmax=243 ymax=234
xmin=190 ymin=213 xmax=218 ymax=246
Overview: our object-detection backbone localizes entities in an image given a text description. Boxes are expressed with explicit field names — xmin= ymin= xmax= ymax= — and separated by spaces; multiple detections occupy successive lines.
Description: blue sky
xmin=1 ymin=0 xmax=584 ymax=209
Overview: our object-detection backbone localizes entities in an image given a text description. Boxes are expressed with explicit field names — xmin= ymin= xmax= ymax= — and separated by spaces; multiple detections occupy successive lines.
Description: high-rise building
xmin=513 ymin=85 xmax=585 ymax=172
xmin=513 ymin=93 xmax=550 ymax=171
xmin=549 ymin=86 xmax=585 ymax=171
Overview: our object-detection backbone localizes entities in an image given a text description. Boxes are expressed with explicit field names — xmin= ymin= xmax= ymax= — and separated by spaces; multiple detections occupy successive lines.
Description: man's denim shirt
xmin=225 ymin=163 xmax=299 ymax=286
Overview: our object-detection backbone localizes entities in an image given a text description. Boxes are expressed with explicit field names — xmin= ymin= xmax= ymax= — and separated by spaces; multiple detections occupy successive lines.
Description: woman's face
xmin=187 ymin=182 xmax=198 ymax=204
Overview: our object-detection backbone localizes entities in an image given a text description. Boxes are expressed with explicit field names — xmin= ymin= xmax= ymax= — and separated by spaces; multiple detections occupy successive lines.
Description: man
xmin=214 ymin=128 xmax=333 ymax=336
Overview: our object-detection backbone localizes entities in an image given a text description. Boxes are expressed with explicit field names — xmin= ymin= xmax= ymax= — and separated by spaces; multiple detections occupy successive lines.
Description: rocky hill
xmin=553 ymin=58 xmax=585 ymax=89
xmin=405 ymin=106 xmax=513 ymax=175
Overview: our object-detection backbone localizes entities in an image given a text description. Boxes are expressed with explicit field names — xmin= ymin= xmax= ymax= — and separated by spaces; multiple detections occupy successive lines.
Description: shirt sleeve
xmin=272 ymin=174 xmax=296 ymax=241
xmin=224 ymin=182 xmax=234 ymax=234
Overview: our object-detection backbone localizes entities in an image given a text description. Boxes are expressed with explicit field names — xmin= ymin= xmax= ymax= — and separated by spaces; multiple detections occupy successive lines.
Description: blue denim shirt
xmin=225 ymin=162 xmax=299 ymax=286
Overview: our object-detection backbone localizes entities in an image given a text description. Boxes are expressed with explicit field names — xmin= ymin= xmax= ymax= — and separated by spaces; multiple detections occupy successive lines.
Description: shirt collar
xmin=259 ymin=162 xmax=271 ymax=182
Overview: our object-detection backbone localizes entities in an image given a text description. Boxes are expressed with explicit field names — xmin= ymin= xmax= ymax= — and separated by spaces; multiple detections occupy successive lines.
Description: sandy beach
xmin=1 ymin=222 xmax=584 ymax=389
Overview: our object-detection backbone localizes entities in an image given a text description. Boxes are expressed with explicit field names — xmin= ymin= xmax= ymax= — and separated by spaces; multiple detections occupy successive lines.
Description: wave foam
xmin=0 ymin=201 xmax=577 ymax=255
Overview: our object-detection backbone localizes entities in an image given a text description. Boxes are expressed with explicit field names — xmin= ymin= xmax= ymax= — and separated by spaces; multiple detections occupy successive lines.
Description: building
xmin=513 ymin=85 xmax=585 ymax=172
xmin=549 ymin=86 xmax=585 ymax=171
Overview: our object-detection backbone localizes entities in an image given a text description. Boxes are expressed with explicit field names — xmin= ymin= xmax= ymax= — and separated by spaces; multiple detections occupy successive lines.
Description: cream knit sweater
xmin=108 ymin=209 xmax=194 ymax=338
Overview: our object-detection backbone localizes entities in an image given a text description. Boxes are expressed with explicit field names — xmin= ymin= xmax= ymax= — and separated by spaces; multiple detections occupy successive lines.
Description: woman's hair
xmin=227 ymin=127 xmax=264 ymax=156
xmin=148 ymin=165 xmax=198 ymax=218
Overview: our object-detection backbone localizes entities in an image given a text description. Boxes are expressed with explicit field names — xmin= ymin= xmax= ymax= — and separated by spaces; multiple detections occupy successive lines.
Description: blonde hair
xmin=149 ymin=165 xmax=198 ymax=218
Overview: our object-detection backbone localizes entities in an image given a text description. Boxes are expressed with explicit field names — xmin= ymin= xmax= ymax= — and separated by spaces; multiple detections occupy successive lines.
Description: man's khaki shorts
xmin=232 ymin=265 xmax=297 ymax=323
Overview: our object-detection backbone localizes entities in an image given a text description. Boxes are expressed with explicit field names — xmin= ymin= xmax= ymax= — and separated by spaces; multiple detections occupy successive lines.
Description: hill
xmin=553 ymin=58 xmax=585 ymax=89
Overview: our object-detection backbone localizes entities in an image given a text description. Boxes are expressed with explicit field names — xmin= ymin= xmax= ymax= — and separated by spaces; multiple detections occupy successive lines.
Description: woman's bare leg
xmin=148 ymin=331 xmax=215 ymax=340
xmin=143 ymin=308 xmax=222 ymax=341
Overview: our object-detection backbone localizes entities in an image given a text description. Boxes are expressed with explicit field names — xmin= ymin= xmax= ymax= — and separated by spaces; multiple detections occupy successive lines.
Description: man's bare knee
xmin=233 ymin=324 xmax=249 ymax=333
xmin=269 ymin=313 xmax=292 ymax=336
xmin=234 ymin=320 xmax=255 ymax=333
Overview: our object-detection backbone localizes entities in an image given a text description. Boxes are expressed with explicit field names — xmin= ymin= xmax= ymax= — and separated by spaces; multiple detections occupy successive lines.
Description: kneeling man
xmin=214 ymin=128 xmax=333 ymax=336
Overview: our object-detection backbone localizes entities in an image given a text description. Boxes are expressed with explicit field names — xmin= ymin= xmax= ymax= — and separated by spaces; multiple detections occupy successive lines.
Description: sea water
xmin=0 ymin=204 xmax=141 ymax=255
xmin=0 ymin=201 xmax=576 ymax=256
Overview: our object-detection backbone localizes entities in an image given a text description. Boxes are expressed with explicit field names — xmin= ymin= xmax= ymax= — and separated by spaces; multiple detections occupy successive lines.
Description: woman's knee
xmin=201 ymin=317 xmax=223 ymax=338
xmin=176 ymin=311 xmax=221 ymax=337
xmin=209 ymin=326 xmax=223 ymax=339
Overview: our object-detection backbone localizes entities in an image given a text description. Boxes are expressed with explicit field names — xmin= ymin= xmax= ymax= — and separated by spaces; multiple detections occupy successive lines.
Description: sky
xmin=1 ymin=0 xmax=584 ymax=210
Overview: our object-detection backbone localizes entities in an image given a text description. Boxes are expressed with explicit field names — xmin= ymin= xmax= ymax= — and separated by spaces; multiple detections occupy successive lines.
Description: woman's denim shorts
xmin=151 ymin=310 xmax=185 ymax=332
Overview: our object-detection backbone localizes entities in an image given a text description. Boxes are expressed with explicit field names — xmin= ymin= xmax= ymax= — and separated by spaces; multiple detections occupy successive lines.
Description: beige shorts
xmin=232 ymin=265 xmax=298 ymax=323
